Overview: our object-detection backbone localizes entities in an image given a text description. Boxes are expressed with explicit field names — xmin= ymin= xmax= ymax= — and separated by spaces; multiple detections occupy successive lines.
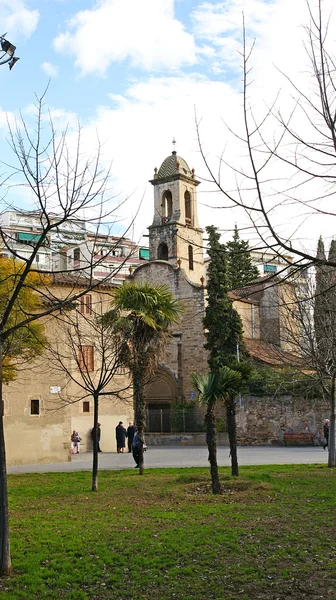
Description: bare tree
xmin=197 ymin=0 xmax=336 ymax=274
xmin=0 ymin=92 xmax=135 ymax=575
xmin=46 ymin=290 xmax=132 ymax=492
xmin=276 ymin=259 xmax=336 ymax=466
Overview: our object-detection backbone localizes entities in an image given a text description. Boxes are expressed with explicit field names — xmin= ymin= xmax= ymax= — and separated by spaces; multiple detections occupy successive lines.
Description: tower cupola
xmin=148 ymin=146 xmax=204 ymax=284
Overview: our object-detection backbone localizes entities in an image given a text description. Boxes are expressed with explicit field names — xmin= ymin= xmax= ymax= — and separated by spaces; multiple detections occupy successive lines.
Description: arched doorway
xmin=145 ymin=366 xmax=178 ymax=432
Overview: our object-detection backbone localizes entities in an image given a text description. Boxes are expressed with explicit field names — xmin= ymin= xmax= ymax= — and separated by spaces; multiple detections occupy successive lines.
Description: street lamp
xmin=0 ymin=34 xmax=19 ymax=70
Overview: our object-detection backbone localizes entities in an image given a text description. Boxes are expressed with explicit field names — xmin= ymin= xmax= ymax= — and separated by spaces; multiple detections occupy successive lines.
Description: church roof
xmin=157 ymin=151 xmax=193 ymax=179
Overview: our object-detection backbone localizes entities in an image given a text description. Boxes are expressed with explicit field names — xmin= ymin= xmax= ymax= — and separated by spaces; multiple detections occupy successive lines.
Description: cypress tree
xmin=204 ymin=225 xmax=246 ymax=370
xmin=204 ymin=225 xmax=248 ymax=476
xmin=226 ymin=224 xmax=259 ymax=290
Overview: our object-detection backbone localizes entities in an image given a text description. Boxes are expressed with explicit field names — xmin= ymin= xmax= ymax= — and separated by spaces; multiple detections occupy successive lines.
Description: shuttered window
xmin=79 ymin=295 xmax=92 ymax=314
xmin=78 ymin=345 xmax=94 ymax=372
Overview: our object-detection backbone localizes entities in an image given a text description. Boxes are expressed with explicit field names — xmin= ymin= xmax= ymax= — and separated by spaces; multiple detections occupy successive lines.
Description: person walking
xmin=126 ymin=422 xmax=135 ymax=453
xmin=132 ymin=428 xmax=140 ymax=468
xmin=132 ymin=426 xmax=147 ymax=468
xmin=323 ymin=419 xmax=330 ymax=450
xmin=91 ymin=423 xmax=102 ymax=453
xmin=115 ymin=421 xmax=127 ymax=453
xmin=71 ymin=430 xmax=81 ymax=454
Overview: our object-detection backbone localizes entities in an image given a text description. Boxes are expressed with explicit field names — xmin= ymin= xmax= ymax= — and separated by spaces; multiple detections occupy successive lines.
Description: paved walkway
xmin=7 ymin=445 xmax=329 ymax=474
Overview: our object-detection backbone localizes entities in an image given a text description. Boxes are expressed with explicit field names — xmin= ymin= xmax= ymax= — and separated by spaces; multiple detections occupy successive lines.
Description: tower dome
xmin=157 ymin=151 xmax=193 ymax=179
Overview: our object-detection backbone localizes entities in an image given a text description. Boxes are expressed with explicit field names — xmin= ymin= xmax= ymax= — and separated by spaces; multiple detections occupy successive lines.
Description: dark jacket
xmin=91 ymin=427 xmax=101 ymax=442
xmin=127 ymin=425 xmax=135 ymax=442
xmin=324 ymin=422 xmax=329 ymax=442
xmin=116 ymin=425 xmax=127 ymax=447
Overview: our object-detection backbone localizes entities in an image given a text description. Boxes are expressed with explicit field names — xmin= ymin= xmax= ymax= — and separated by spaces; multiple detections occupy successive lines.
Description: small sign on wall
xmin=50 ymin=386 xmax=61 ymax=394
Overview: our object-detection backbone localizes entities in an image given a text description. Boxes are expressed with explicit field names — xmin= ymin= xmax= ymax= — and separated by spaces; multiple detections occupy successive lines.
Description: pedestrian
xmin=323 ymin=419 xmax=330 ymax=450
xmin=115 ymin=421 xmax=127 ymax=453
xmin=71 ymin=430 xmax=81 ymax=454
xmin=91 ymin=423 xmax=102 ymax=453
xmin=132 ymin=426 xmax=147 ymax=468
xmin=126 ymin=421 xmax=135 ymax=453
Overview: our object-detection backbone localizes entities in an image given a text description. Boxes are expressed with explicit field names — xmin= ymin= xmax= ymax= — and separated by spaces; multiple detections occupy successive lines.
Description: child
xmin=71 ymin=430 xmax=82 ymax=454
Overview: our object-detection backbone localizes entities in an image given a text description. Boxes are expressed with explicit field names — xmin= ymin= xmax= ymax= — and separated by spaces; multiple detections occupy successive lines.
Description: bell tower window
xmin=162 ymin=190 xmax=172 ymax=223
xmin=158 ymin=243 xmax=168 ymax=261
xmin=188 ymin=245 xmax=194 ymax=270
xmin=185 ymin=191 xmax=191 ymax=226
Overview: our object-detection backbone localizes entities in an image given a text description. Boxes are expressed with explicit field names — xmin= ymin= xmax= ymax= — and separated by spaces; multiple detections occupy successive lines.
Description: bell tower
xmin=148 ymin=147 xmax=204 ymax=284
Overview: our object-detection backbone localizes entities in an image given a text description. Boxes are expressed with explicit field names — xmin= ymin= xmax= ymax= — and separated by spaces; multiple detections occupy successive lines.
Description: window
xmin=31 ymin=399 xmax=40 ymax=415
xmin=78 ymin=345 xmax=94 ymax=372
xmin=85 ymin=295 xmax=92 ymax=314
xmin=162 ymin=190 xmax=173 ymax=222
xmin=73 ymin=248 xmax=80 ymax=262
xmin=188 ymin=245 xmax=194 ymax=270
xmin=83 ymin=401 xmax=90 ymax=413
xmin=79 ymin=295 xmax=92 ymax=314
xmin=184 ymin=191 xmax=191 ymax=224
xmin=158 ymin=243 xmax=168 ymax=261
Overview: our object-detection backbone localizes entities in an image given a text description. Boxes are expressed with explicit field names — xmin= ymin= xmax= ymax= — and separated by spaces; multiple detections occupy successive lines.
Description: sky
xmin=0 ymin=0 xmax=335 ymax=255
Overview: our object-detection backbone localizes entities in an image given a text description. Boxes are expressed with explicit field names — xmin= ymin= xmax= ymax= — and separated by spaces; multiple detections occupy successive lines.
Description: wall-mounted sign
xmin=50 ymin=386 xmax=61 ymax=394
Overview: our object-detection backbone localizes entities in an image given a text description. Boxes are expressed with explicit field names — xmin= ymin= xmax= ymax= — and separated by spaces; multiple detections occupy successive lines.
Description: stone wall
xmin=236 ymin=394 xmax=329 ymax=445
xmin=131 ymin=261 xmax=209 ymax=400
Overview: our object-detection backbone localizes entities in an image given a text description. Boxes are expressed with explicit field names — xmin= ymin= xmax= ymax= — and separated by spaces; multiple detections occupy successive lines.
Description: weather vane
xmin=172 ymin=137 xmax=176 ymax=151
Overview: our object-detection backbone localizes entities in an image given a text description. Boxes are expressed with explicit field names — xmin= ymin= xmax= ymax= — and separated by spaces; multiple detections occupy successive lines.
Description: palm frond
xmin=192 ymin=367 xmax=243 ymax=406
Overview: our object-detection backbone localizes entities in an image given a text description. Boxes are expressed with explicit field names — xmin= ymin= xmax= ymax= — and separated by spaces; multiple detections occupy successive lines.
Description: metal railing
xmin=146 ymin=406 xmax=227 ymax=434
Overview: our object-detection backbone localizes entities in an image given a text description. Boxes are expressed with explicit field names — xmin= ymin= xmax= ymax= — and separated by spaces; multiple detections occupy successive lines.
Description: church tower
xmin=148 ymin=147 xmax=204 ymax=284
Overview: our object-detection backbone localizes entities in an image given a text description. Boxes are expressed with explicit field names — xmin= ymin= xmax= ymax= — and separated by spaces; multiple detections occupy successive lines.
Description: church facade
xmin=131 ymin=149 xmax=209 ymax=432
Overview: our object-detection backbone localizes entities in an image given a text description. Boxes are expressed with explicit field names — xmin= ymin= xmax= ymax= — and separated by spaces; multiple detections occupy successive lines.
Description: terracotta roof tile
xmin=245 ymin=338 xmax=303 ymax=367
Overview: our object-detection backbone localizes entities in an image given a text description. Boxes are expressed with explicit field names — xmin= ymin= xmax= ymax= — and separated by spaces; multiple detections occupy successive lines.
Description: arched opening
xmin=158 ymin=242 xmax=168 ymax=261
xmin=188 ymin=245 xmax=194 ymax=270
xmin=162 ymin=190 xmax=173 ymax=223
xmin=145 ymin=367 xmax=179 ymax=433
xmin=184 ymin=191 xmax=192 ymax=225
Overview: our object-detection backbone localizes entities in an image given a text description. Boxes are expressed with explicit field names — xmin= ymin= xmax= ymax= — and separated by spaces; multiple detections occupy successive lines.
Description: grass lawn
xmin=0 ymin=464 xmax=335 ymax=599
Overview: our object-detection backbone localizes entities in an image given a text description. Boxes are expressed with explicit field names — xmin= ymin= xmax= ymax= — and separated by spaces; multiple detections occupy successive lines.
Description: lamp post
xmin=0 ymin=34 xmax=19 ymax=70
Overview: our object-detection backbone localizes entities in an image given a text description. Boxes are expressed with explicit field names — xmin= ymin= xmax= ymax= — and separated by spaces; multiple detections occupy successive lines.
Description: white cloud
xmin=74 ymin=75 xmax=243 ymax=241
xmin=41 ymin=62 xmax=59 ymax=78
xmin=53 ymin=0 xmax=197 ymax=75
xmin=192 ymin=0 xmax=336 ymax=89
xmin=1 ymin=0 xmax=39 ymax=39
xmin=35 ymin=0 xmax=336 ymax=253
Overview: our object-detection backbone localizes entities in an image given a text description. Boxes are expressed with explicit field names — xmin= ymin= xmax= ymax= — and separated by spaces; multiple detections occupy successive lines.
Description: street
xmin=8 ymin=444 xmax=329 ymax=474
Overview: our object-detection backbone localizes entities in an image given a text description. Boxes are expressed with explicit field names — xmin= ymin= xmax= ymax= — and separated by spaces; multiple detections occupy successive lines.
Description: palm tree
xmin=192 ymin=368 xmax=242 ymax=492
xmin=103 ymin=282 xmax=183 ymax=474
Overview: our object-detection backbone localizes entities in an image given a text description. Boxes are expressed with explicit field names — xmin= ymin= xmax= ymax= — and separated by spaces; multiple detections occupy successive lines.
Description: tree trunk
xmin=133 ymin=365 xmax=146 ymax=475
xmin=328 ymin=381 xmax=336 ymax=468
xmin=92 ymin=393 xmax=99 ymax=491
xmin=205 ymin=403 xmax=221 ymax=494
xmin=226 ymin=395 xmax=239 ymax=477
xmin=0 ymin=341 xmax=11 ymax=575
